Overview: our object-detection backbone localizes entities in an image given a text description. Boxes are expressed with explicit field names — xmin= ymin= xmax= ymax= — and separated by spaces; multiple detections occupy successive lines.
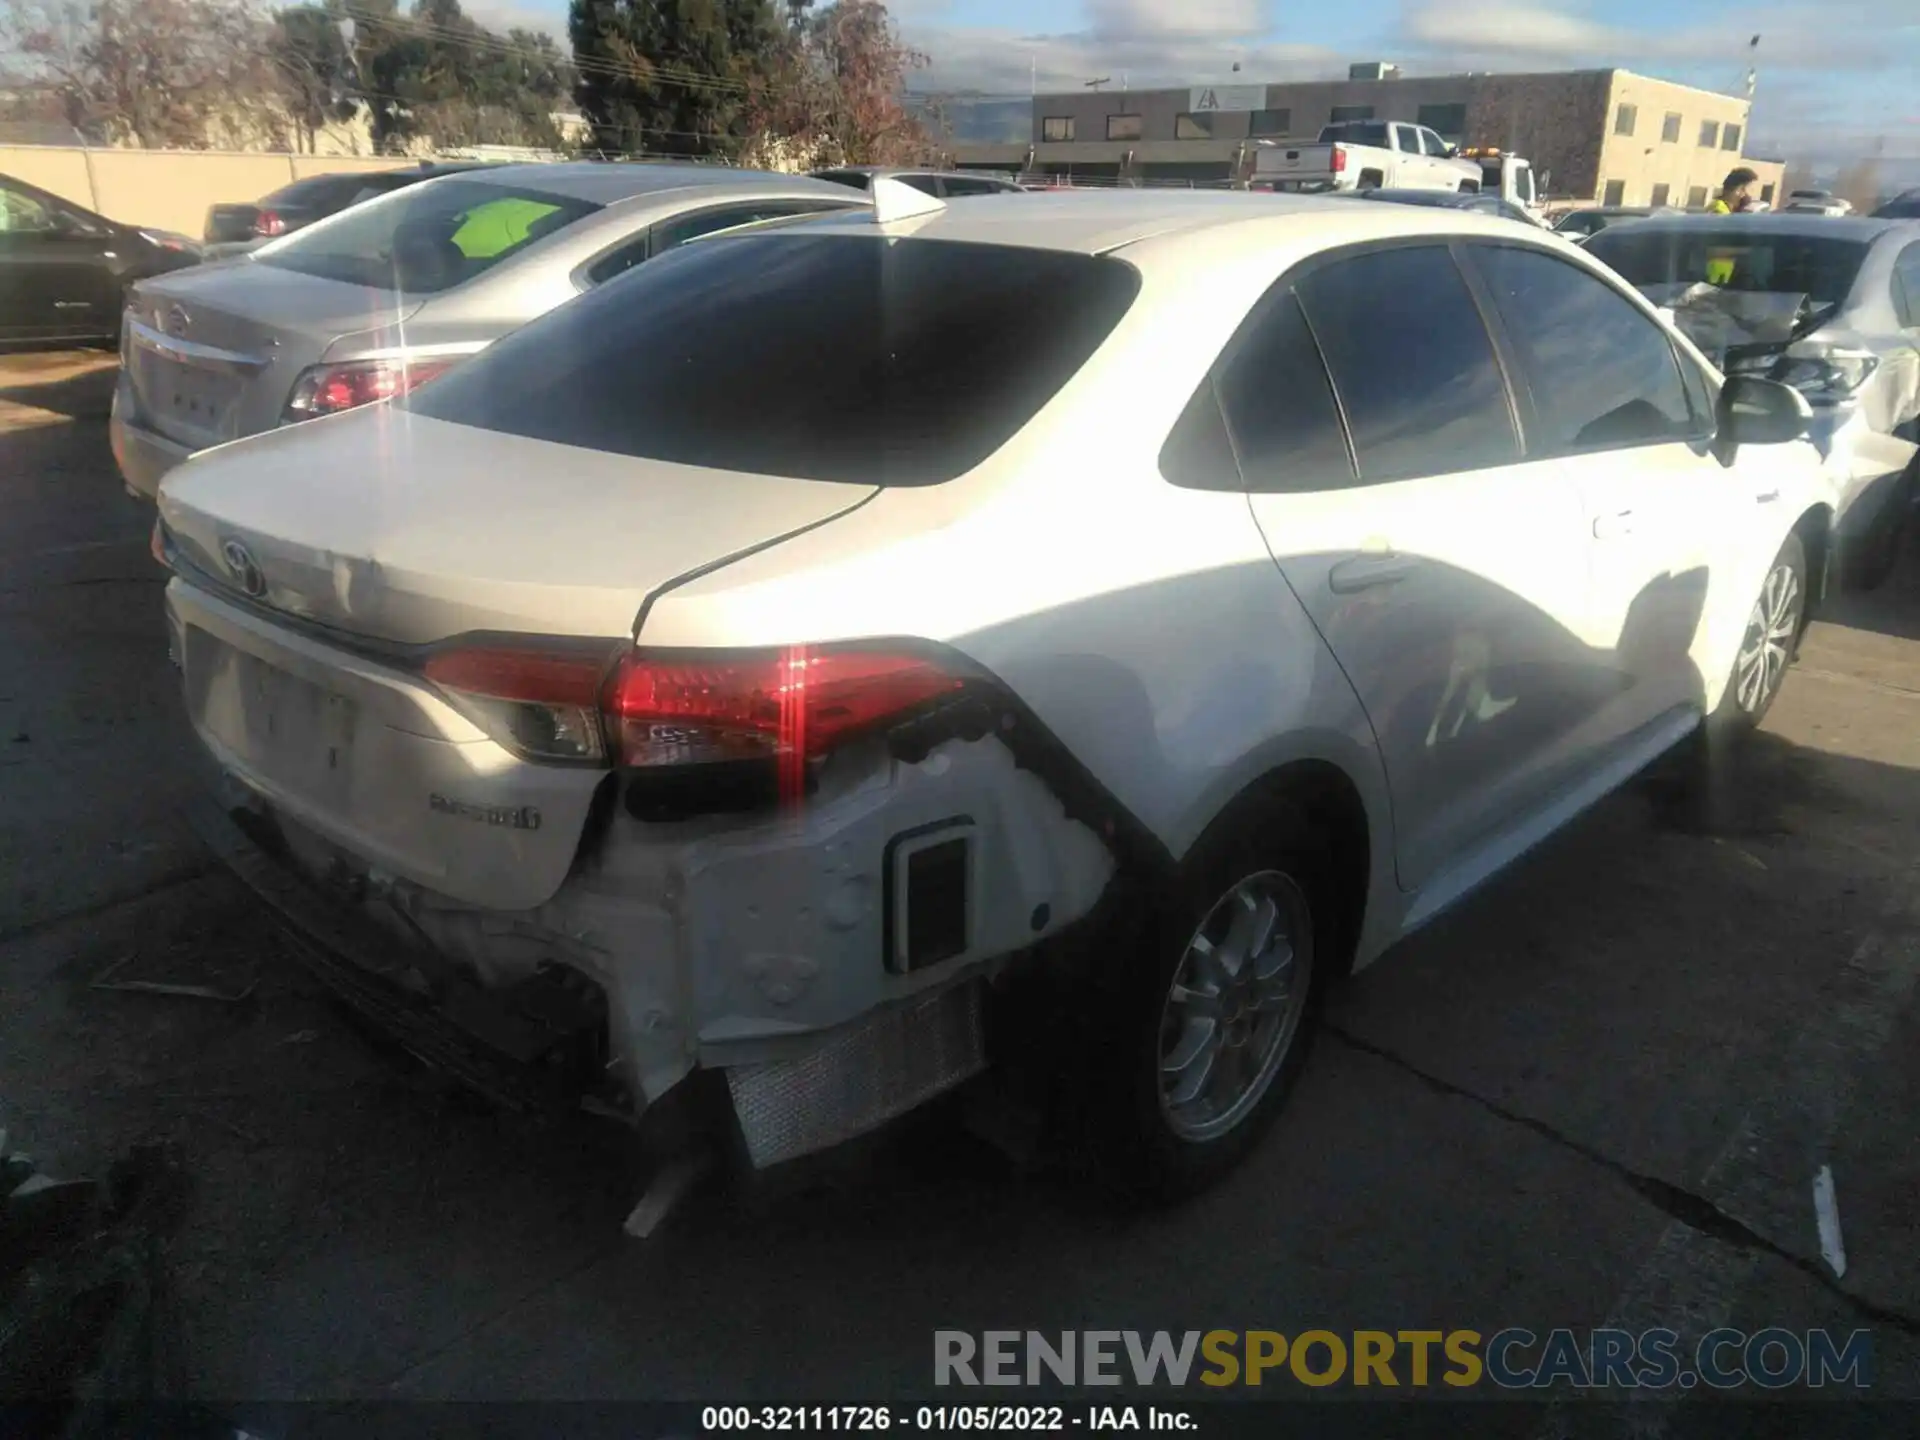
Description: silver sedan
xmin=1585 ymin=213 xmax=1920 ymax=589
xmin=111 ymin=163 xmax=868 ymax=499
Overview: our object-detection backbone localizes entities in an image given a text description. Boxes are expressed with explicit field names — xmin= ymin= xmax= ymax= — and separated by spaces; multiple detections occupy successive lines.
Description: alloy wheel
xmin=1734 ymin=561 xmax=1802 ymax=714
xmin=1157 ymin=870 xmax=1312 ymax=1144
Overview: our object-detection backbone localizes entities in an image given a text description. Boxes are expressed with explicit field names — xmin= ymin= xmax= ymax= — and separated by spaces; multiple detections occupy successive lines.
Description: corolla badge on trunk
xmin=427 ymin=794 xmax=543 ymax=831
xmin=220 ymin=538 xmax=268 ymax=598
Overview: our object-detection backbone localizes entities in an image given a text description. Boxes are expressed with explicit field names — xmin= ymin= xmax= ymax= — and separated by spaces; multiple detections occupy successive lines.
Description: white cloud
xmin=911 ymin=26 xmax=1335 ymax=94
xmin=1085 ymin=0 xmax=1271 ymax=42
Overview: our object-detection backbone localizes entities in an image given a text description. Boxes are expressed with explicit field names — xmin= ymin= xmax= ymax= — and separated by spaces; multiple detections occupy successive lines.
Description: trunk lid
xmin=156 ymin=407 xmax=880 ymax=644
xmin=161 ymin=411 xmax=878 ymax=910
xmin=125 ymin=265 xmax=420 ymax=452
xmin=204 ymin=203 xmax=263 ymax=243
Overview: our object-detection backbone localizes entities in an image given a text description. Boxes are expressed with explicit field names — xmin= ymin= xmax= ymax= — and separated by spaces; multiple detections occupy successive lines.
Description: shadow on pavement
xmin=0 ymin=361 xmax=118 ymax=424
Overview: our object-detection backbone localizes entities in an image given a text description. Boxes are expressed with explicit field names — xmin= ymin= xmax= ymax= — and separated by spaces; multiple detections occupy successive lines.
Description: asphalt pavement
xmin=2 ymin=351 xmax=1917 ymax=1432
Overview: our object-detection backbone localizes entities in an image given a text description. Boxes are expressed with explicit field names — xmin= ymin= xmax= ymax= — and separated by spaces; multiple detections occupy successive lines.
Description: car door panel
xmin=1222 ymin=245 xmax=1607 ymax=893
xmin=1 ymin=184 xmax=119 ymax=339
xmin=1462 ymin=239 xmax=1746 ymax=742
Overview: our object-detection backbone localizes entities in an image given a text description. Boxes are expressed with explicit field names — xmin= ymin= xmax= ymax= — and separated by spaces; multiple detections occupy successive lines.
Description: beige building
xmin=952 ymin=63 xmax=1785 ymax=207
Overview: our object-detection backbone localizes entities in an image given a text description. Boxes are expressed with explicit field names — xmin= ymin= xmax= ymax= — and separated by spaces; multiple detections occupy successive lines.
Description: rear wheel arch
xmin=1183 ymin=758 xmax=1372 ymax=979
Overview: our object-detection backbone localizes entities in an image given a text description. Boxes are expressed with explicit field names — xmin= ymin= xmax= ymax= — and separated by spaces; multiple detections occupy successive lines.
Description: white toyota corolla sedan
xmin=153 ymin=182 xmax=1834 ymax=1202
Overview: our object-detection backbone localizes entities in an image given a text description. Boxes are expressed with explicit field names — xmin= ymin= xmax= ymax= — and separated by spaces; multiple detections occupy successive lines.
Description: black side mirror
xmin=1714 ymin=375 xmax=1812 ymax=459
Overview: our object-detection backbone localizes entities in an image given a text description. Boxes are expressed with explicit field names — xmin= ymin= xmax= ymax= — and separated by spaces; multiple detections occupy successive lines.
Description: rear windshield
xmin=1319 ymin=122 xmax=1390 ymax=147
xmin=1585 ymin=228 xmax=1870 ymax=307
xmin=260 ymin=174 xmax=365 ymax=208
xmin=406 ymin=232 xmax=1142 ymax=486
xmin=254 ymin=177 xmax=600 ymax=294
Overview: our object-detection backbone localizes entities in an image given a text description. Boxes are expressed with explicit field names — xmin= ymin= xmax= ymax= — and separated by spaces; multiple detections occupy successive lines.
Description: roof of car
xmin=736 ymin=188 xmax=1559 ymax=256
xmin=1584 ymin=212 xmax=1911 ymax=241
xmin=451 ymin=161 xmax=855 ymax=203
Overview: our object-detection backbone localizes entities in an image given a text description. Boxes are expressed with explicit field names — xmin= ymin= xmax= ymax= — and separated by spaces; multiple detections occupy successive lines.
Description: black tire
xmin=1081 ymin=800 xmax=1328 ymax=1204
xmin=1358 ymin=170 xmax=1383 ymax=191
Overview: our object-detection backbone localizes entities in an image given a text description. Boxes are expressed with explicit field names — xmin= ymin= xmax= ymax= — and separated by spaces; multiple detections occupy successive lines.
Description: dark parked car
xmin=1874 ymin=189 xmax=1920 ymax=220
xmin=0 ymin=172 xmax=202 ymax=346
xmin=1349 ymin=186 xmax=1539 ymax=227
xmin=1551 ymin=205 xmax=1657 ymax=239
xmin=202 ymin=162 xmax=490 ymax=245
xmin=811 ymin=166 xmax=1024 ymax=198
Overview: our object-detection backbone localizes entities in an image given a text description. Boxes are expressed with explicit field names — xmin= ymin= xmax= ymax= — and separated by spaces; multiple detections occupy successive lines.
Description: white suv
xmin=154 ymin=183 xmax=1831 ymax=1200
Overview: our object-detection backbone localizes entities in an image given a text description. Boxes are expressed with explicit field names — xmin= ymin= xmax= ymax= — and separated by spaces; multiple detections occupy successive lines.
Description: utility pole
xmin=1085 ymin=77 xmax=1108 ymax=93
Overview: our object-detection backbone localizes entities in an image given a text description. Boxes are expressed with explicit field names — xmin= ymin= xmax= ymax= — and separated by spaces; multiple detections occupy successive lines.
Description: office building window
xmin=1602 ymin=179 xmax=1627 ymax=206
xmin=1175 ymin=113 xmax=1214 ymax=140
xmin=1699 ymin=119 xmax=1719 ymax=147
xmin=1722 ymin=123 xmax=1742 ymax=151
xmin=1615 ymin=104 xmax=1637 ymax=136
xmin=1329 ymin=105 xmax=1374 ymax=124
xmin=1106 ymin=113 xmax=1143 ymax=141
xmin=1416 ymin=102 xmax=1467 ymax=138
xmin=1661 ymin=112 xmax=1682 ymax=143
xmin=1687 ymin=185 xmax=1708 ymax=209
xmin=1042 ymin=116 xmax=1074 ymax=141
xmin=1249 ymin=108 xmax=1290 ymax=136
xmin=1650 ymin=183 xmax=1670 ymax=207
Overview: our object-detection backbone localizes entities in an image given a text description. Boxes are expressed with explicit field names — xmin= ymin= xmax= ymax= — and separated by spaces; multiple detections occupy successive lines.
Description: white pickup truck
xmin=1253 ymin=120 xmax=1482 ymax=194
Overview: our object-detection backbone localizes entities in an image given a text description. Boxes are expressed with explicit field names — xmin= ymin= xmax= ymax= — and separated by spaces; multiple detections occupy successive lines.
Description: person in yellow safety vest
xmin=1709 ymin=167 xmax=1759 ymax=215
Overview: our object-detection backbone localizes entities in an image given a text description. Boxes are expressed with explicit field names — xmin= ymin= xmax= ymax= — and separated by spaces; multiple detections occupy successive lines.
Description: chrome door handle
xmin=1329 ymin=553 xmax=1421 ymax=593
xmin=1755 ymin=489 xmax=1780 ymax=504
xmin=1592 ymin=509 xmax=1636 ymax=539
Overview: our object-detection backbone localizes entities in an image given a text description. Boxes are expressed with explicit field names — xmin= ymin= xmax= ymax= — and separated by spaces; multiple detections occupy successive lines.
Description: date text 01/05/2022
xmin=700 ymin=1406 xmax=1194 ymax=1432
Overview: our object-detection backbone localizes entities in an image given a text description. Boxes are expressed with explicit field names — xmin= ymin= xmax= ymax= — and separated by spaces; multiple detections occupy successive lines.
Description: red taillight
xmin=252 ymin=210 xmax=287 ymax=237
xmin=421 ymin=642 xmax=968 ymax=789
xmin=423 ymin=646 xmax=613 ymax=763
xmin=283 ymin=357 xmax=458 ymax=422
xmin=1330 ymin=146 xmax=1347 ymax=174
xmin=603 ymin=648 xmax=967 ymax=774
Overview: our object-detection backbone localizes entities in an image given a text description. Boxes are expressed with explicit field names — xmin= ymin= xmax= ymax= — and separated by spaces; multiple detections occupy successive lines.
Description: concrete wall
xmin=0 ymin=146 xmax=420 ymax=237
xmin=1462 ymin=72 xmax=1613 ymax=201
xmin=1593 ymin=74 xmax=1758 ymax=207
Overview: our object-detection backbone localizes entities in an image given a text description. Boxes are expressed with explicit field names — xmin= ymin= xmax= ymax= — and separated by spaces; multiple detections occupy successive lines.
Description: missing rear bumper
xmin=726 ymin=980 xmax=986 ymax=1169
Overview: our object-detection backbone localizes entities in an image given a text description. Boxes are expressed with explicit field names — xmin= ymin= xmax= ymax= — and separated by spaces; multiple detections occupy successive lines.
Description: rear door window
xmin=647 ymin=200 xmax=852 ymax=259
xmin=1208 ymin=290 xmax=1354 ymax=492
xmin=254 ymin=178 xmax=600 ymax=293
xmin=1464 ymin=242 xmax=1698 ymax=452
xmin=940 ymin=176 xmax=1009 ymax=196
xmin=1294 ymin=245 xmax=1520 ymax=483
xmin=407 ymin=233 xmax=1142 ymax=486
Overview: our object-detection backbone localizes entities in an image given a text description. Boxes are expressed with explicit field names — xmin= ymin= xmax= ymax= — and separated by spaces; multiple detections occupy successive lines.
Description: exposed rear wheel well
xmin=1205 ymin=761 xmax=1371 ymax=979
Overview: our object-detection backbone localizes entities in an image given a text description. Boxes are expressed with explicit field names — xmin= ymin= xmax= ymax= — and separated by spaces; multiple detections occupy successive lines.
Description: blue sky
xmin=485 ymin=0 xmax=1918 ymax=165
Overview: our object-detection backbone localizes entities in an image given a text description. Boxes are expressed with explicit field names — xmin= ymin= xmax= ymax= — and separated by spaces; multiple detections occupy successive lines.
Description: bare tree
xmin=743 ymin=0 xmax=932 ymax=167
xmin=3 ymin=0 xmax=284 ymax=148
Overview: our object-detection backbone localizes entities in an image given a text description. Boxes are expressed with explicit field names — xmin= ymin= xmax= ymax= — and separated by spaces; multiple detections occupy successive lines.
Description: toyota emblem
xmin=220 ymin=539 xmax=267 ymax=599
